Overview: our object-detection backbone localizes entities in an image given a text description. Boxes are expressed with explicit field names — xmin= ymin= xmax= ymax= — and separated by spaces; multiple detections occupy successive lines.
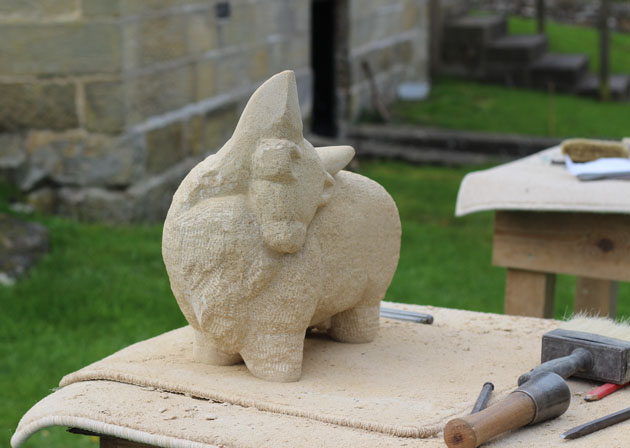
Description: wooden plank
xmin=493 ymin=211 xmax=630 ymax=282
xmin=575 ymin=277 xmax=618 ymax=317
xmin=505 ymin=268 xmax=556 ymax=318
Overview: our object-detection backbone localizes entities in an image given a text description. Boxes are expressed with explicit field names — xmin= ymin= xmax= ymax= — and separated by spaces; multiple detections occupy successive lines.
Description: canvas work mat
xmin=13 ymin=305 xmax=630 ymax=447
xmin=456 ymin=146 xmax=630 ymax=216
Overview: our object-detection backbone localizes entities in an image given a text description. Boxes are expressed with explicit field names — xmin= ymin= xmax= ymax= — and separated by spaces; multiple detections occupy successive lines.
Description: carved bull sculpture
xmin=162 ymin=71 xmax=401 ymax=382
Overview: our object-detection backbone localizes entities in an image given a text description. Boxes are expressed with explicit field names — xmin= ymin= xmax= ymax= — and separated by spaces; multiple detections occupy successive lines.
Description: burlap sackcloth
xmin=456 ymin=146 xmax=630 ymax=216
xmin=13 ymin=304 xmax=630 ymax=447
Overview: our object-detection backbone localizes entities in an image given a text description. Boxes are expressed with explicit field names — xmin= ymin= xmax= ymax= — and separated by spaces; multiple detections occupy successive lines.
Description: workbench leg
xmin=574 ymin=277 xmax=618 ymax=317
xmin=504 ymin=269 xmax=556 ymax=318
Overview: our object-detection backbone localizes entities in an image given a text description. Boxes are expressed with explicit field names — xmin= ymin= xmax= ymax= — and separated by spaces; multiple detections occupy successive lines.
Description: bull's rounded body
xmin=162 ymin=71 xmax=401 ymax=382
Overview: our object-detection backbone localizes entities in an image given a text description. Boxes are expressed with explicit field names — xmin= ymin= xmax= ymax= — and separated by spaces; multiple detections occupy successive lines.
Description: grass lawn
xmin=2 ymin=162 xmax=629 ymax=447
xmin=392 ymin=17 xmax=630 ymax=139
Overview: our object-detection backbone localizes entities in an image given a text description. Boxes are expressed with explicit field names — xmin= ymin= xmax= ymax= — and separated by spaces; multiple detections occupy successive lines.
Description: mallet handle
xmin=518 ymin=347 xmax=593 ymax=385
xmin=444 ymin=392 xmax=535 ymax=448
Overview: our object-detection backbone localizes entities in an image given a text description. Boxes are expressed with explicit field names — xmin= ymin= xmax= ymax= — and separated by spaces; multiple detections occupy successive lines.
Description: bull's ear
xmin=315 ymin=146 xmax=355 ymax=176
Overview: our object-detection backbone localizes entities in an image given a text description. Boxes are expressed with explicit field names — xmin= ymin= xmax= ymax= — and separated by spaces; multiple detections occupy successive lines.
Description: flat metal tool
xmin=379 ymin=307 xmax=433 ymax=324
xmin=561 ymin=406 xmax=630 ymax=440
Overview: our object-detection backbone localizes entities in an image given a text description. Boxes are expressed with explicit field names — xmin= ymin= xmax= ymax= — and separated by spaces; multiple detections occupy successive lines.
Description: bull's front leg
xmin=240 ymin=331 xmax=306 ymax=382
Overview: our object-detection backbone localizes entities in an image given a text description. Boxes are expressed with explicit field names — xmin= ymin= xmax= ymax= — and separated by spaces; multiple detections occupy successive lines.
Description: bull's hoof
xmin=240 ymin=332 xmax=305 ymax=382
xmin=193 ymin=331 xmax=243 ymax=366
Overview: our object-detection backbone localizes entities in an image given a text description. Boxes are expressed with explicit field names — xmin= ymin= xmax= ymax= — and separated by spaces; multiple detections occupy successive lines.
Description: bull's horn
xmin=316 ymin=146 xmax=355 ymax=175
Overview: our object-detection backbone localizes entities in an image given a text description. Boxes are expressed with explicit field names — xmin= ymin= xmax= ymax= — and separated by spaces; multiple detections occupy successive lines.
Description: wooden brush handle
xmin=444 ymin=392 xmax=536 ymax=448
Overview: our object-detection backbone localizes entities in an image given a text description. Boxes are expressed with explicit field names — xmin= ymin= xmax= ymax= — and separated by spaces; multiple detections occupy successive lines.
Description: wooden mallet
xmin=444 ymin=372 xmax=570 ymax=448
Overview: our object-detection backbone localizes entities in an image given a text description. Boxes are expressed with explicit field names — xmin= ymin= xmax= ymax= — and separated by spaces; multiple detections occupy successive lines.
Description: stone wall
xmin=0 ymin=0 xmax=429 ymax=223
xmin=0 ymin=0 xmax=311 ymax=222
xmin=342 ymin=0 xmax=430 ymax=123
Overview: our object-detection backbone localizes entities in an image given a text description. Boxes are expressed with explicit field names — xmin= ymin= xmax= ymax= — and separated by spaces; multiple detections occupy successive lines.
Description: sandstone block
xmin=0 ymin=82 xmax=77 ymax=131
xmin=127 ymin=65 xmax=194 ymax=124
xmin=84 ymin=81 xmax=126 ymax=134
xmin=195 ymin=59 xmax=216 ymax=101
xmin=82 ymin=0 xmax=121 ymax=17
xmin=188 ymin=11 xmax=217 ymax=54
xmin=0 ymin=214 xmax=49 ymax=284
xmin=129 ymin=156 xmax=198 ymax=222
xmin=27 ymin=187 xmax=57 ymax=214
xmin=202 ymin=105 xmax=238 ymax=154
xmin=140 ymin=14 xmax=188 ymax=66
xmin=145 ymin=122 xmax=185 ymax=175
xmin=248 ymin=47 xmax=269 ymax=82
xmin=402 ymin=0 xmax=419 ymax=30
xmin=121 ymin=0 xmax=201 ymax=15
xmin=0 ymin=23 xmax=121 ymax=75
xmin=0 ymin=0 xmax=79 ymax=23
xmin=57 ymin=187 xmax=133 ymax=223
xmin=23 ymin=131 xmax=145 ymax=189
xmin=184 ymin=115 xmax=204 ymax=156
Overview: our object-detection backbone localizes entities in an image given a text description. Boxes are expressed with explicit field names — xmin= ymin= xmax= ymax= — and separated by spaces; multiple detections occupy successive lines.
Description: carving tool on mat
xmin=444 ymin=372 xmax=570 ymax=448
xmin=585 ymin=381 xmax=629 ymax=401
xmin=379 ymin=307 xmax=433 ymax=324
xmin=470 ymin=382 xmax=494 ymax=414
xmin=518 ymin=316 xmax=630 ymax=386
xmin=561 ymin=406 xmax=630 ymax=439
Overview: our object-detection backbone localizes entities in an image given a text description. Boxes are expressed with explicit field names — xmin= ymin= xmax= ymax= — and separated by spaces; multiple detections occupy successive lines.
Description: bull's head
xmin=251 ymin=138 xmax=354 ymax=253
xmin=229 ymin=70 xmax=354 ymax=253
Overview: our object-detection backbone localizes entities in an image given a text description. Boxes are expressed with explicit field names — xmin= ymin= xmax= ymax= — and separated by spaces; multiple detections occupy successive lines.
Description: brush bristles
xmin=562 ymin=313 xmax=630 ymax=341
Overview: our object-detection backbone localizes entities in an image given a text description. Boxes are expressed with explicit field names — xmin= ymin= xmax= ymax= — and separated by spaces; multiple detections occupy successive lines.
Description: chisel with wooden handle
xmin=443 ymin=372 xmax=570 ymax=448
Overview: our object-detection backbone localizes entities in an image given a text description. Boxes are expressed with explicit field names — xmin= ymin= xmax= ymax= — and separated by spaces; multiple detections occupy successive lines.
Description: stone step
xmin=486 ymin=34 xmax=548 ymax=65
xmin=442 ymin=15 xmax=508 ymax=68
xmin=530 ymin=53 xmax=590 ymax=92
xmin=576 ymin=74 xmax=630 ymax=100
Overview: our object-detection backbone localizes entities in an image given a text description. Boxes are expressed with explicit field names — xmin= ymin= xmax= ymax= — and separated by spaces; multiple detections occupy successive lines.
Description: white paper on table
xmin=565 ymin=155 xmax=630 ymax=181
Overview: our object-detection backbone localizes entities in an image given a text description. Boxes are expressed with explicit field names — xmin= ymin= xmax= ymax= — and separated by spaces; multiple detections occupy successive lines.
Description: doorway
xmin=311 ymin=0 xmax=337 ymax=137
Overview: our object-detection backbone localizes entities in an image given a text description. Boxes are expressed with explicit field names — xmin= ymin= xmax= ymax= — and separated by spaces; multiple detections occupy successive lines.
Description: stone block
xmin=22 ymin=131 xmax=145 ymax=189
xmin=0 ymin=82 xmax=78 ymax=131
xmin=248 ymin=47 xmax=269 ymax=82
xmin=27 ymin=187 xmax=57 ymax=214
xmin=57 ymin=187 xmax=133 ymax=223
xmin=202 ymin=105 xmax=238 ymax=154
xmin=402 ymin=0 xmax=419 ymax=30
xmin=184 ymin=115 xmax=204 ymax=156
xmin=0 ymin=23 xmax=122 ymax=75
xmin=0 ymin=0 xmax=79 ymax=23
xmin=188 ymin=11 xmax=217 ymax=54
xmin=145 ymin=121 xmax=185 ymax=175
xmin=214 ymin=55 xmax=246 ymax=93
xmin=129 ymin=156 xmax=198 ymax=222
xmin=121 ymin=0 xmax=200 ymax=15
xmin=0 ymin=134 xmax=26 ymax=183
xmin=196 ymin=59 xmax=216 ymax=101
xmin=139 ymin=14 xmax=188 ymax=66
xmin=0 ymin=214 xmax=49 ymax=283
xmin=84 ymin=80 xmax=126 ymax=134
xmin=127 ymin=64 xmax=194 ymax=124
xmin=82 ymin=0 xmax=121 ymax=17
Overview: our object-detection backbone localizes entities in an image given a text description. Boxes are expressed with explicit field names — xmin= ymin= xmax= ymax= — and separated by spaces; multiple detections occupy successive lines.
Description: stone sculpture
xmin=162 ymin=71 xmax=401 ymax=382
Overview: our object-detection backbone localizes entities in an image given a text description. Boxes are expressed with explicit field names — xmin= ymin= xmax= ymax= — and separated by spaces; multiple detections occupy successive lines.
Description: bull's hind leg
xmin=328 ymin=303 xmax=380 ymax=343
xmin=193 ymin=330 xmax=242 ymax=365
xmin=240 ymin=332 xmax=305 ymax=382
